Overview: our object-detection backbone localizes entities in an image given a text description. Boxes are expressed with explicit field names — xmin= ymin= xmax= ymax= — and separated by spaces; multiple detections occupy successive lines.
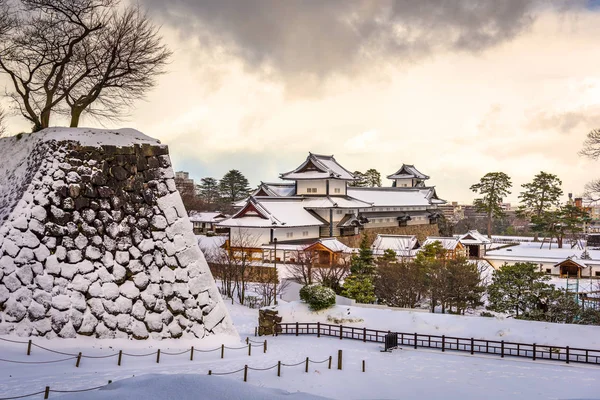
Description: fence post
xmin=501 ymin=341 xmax=504 ymax=358
xmin=27 ymin=339 xmax=32 ymax=356
xmin=340 ymin=325 xmax=343 ymax=340
xmin=362 ymin=360 xmax=365 ymax=372
xmin=156 ymin=349 xmax=161 ymax=363
xmin=414 ymin=333 xmax=418 ymax=349
xmin=190 ymin=346 xmax=194 ymax=361
xmin=328 ymin=356 xmax=332 ymax=369
xmin=44 ymin=386 xmax=49 ymax=399
xmin=208 ymin=370 xmax=212 ymax=375
xmin=296 ymin=322 xmax=299 ymax=336
xmin=470 ymin=338 xmax=474 ymax=355
xmin=566 ymin=346 xmax=570 ymax=364
xmin=118 ymin=350 xmax=123 ymax=366
xmin=221 ymin=344 xmax=224 ymax=359
xmin=244 ymin=365 xmax=248 ymax=382
xmin=533 ymin=343 xmax=536 ymax=361
xmin=76 ymin=352 xmax=82 ymax=368
xmin=246 ymin=337 xmax=249 ymax=344
xmin=248 ymin=342 xmax=251 ymax=356
xmin=255 ymin=326 xmax=258 ymax=337
xmin=337 ymin=349 xmax=343 ymax=370
xmin=317 ymin=322 xmax=321 ymax=338
xmin=364 ymin=328 xmax=367 ymax=343
xmin=264 ymin=340 xmax=267 ymax=353
xmin=441 ymin=336 xmax=445 ymax=352
xmin=305 ymin=357 xmax=309 ymax=373
xmin=277 ymin=361 xmax=281 ymax=377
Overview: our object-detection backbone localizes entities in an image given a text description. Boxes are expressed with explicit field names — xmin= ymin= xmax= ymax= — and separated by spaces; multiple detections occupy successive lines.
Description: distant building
xmin=175 ymin=171 xmax=196 ymax=197
xmin=189 ymin=211 xmax=228 ymax=234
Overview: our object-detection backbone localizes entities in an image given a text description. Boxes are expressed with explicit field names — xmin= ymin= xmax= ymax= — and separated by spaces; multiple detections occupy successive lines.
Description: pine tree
xmin=199 ymin=177 xmax=221 ymax=205
xmin=470 ymin=172 xmax=512 ymax=238
xmin=349 ymin=171 xmax=367 ymax=187
xmin=486 ymin=262 xmax=553 ymax=318
xmin=517 ymin=171 xmax=563 ymax=241
xmin=364 ymin=168 xmax=382 ymax=187
xmin=219 ymin=170 xmax=250 ymax=203
xmin=343 ymin=235 xmax=376 ymax=303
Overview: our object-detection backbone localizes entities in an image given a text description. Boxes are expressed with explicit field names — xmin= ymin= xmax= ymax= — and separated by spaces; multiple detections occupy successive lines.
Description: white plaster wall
xmin=329 ymin=179 xmax=347 ymax=196
xmin=394 ymin=178 xmax=414 ymax=187
xmin=297 ymin=180 xmax=327 ymax=195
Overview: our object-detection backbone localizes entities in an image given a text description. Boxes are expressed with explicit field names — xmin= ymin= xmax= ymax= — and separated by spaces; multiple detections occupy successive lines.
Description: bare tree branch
xmin=580 ymin=129 xmax=600 ymax=160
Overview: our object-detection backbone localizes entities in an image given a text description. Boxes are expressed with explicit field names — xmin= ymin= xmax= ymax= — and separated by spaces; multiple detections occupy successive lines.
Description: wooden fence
xmin=276 ymin=322 xmax=600 ymax=366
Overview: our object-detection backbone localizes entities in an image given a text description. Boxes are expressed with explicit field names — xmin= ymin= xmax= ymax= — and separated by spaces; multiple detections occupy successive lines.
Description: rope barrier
xmin=121 ymin=351 xmax=158 ymax=357
xmin=161 ymin=349 xmax=191 ymax=356
xmin=309 ymin=358 xmax=330 ymax=364
xmin=224 ymin=345 xmax=247 ymax=350
xmin=281 ymin=360 xmax=306 ymax=367
xmin=0 ymin=337 xmax=28 ymax=344
xmin=49 ymin=384 xmax=106 ymax=393
xmin=30 ymin=344 xmax=77 ymax=357
xmin=81 ymin=353 xmax=119 ymax=359
xmin=0 ymin=356 xmax=77 ymax=364
xmin=247 ymin=364 xmax=278 ymax=371
xmin=0 ymin=390 xmax=46 ymax=400
xmin=195 ymin=347 xmax=221 ymax=353
xmin=210 ymin=367 xmax=246 ymax=376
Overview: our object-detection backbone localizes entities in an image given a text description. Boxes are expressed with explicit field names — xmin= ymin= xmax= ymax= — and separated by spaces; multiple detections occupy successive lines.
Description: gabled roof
xmin=458 ymin=230 xmax=492 ymax=245
xmin=422 ymin=237 xmax=463 ymax=251
xmin=280 ymin=153 xmax=356 ymax=181
xmin=218 ymin=197 xmax=327 ymax=228
xmin=348 ymin=187 xmax=442 ymax=208
xmin=301 ymin=195 xmax=372 ymax=209
xmin=387 ymin=164 xmax=430 ymax=180
xmin=306 ymin=238 xmax=355 ymax=253
xmin=554 ymin=256 xmax=588 ymax=269
xmin=188 ymin=212 xmax=228 ymax=223
xmin=253 ymin=182 xmax=296 ymax=197
xmin=371 ymin=234 xmax=420 ymax=257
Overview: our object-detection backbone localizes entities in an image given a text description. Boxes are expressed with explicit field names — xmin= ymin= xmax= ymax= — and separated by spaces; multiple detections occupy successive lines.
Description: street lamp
xmin=273 ymin=237 xmax=278 ymax=306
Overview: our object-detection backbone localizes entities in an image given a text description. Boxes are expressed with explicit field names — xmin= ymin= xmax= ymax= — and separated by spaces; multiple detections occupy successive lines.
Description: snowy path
xmin=1 ymin=302 xmax=600 ymax=399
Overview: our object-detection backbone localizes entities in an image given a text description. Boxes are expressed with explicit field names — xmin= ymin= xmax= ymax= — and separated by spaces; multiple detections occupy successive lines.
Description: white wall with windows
xmin=297 ymin=180 xmax=327 ymax=195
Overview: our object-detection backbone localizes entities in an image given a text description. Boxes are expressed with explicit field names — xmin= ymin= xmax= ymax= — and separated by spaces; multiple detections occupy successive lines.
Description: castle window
xmin=334 ymin=188 xmax=341 ymax=193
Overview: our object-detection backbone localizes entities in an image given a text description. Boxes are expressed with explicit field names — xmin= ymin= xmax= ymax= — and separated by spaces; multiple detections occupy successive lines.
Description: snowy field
xmin=2 ymin=301 xmax=600 ymax=399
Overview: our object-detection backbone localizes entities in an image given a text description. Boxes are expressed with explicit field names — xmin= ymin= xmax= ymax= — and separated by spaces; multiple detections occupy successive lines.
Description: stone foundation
xmin=338 ymin=224 xmax=440 ymax=247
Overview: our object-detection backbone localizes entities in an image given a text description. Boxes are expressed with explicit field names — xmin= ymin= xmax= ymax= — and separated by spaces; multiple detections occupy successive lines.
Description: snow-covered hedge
xmin=299 ymin=284 xmax=336 ymax=311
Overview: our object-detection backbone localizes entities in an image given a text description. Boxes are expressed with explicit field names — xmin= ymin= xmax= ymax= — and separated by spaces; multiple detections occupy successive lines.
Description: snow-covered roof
xmin=301 ymin=196 xmax=372 ymax=209
xmin=196 ymin=235 xmax=228 ymax=253
xmin=387 ymin=164 xmax=429 ymax=180
xmin=314 ymin=238 xmax=355 ymax=253
xmin=188 ymin=212 xmax=228 ymax=223
xmin=554 ymin=256 xmax=588 ymax=269
xmin=218 ymin=197 xmax=326 ymax=228
xmin=485 ymin=242 xmax=600 ymax=265
xmin=254 ymin=182 xmax=296 ymax=197
xmin=371 ymin=234 xmax=420 ymax=257
xmin=422 ymin=237 xmax=462 ymax=250
xmin=458 ymin=230 xmax=492 ymax=245
xmin=348 ymin=187 xmax=442 ymax=208
xmin=280 ymin=153 xmax=356 ymax=181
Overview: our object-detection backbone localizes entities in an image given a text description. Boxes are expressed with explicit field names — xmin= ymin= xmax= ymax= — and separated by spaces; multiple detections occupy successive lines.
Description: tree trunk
xmin=533 ymin=232 xmax=539 ymax=242
xmin=487 ymin=214 xmax=492 ymax=238
xmin=70 ymin=108 xmax=83 ymax=127
xmin=40 ymin=109 xmax=51 ymax=130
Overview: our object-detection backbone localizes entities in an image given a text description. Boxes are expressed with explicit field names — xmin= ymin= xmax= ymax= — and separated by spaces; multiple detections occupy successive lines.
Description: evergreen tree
xmin=470 ymin=172 xmax=512 ymax=238
xmin=487 ymin=262 xmax=554 ymax=318
xmin=219 ymin=170 xmax=250 ymax=203
xmin=364 ymin=168 xmax=382 ymax=187
xmin=517 ymin=171 xmax=563 ymax=241
xmin=198 ymin=177 xmax=221 ymax=205
xmin=538 ymin=204 xmax=591 ymax=248
xmin=349 ymin=171 xmax=367 ymax=187
xmin=343 ymin=235 xmax=376 ymax=303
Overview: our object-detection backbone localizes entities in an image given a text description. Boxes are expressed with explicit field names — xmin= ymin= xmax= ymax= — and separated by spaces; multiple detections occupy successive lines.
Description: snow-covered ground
xmin=1 ymin=300 xmax=600 ymax=399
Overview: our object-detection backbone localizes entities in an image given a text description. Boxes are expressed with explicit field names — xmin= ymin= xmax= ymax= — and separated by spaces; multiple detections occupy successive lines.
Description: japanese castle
xmin=218 ymin=153 xmax=445 ymax=257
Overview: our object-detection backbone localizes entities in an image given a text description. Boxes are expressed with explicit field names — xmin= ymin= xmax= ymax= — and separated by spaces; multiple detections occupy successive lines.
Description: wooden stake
xmin=244 ymin=365 xmax=248 ymax=382
xmin=264 ymin=340 xmax=267 ymax=353
xmin=221 ymin=344 xmax=224 ymax=359
xmin=305 ymin=357 xmax=309 ymax=373
xmin=190 ymin=346 xmax=194 ymax=361
xmin=248 ymin=342 xmax=251 ymax=356
xmin=317 ymin=321 xmax=321 ymax=338
xmin=118 ymin=350 xmax=122 ymax=366
xmin=208 ymin=370 xmax=212 ymax=375
xmin=328 ymin=356 xmax=332 ymax=369
xmin=44 ymin=386 xmax=49 ymax=399
xmin=337 ymin=349 xmax=343 ymax=370
xmin=277 ymin=361 xmax=281 ymax=377
xmin=76 ymin=352 xmax=82 ymax=368
xmin=362 ymin=360 xmax=365 ymax=372
xmin=156 ymin=349 xmax=161 ymax=364
xmin=27 ymin=339 xmax=32 ymax=356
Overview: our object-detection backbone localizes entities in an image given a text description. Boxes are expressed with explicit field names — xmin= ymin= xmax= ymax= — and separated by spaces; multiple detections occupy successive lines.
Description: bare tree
xmin=63 ymin=5 xmax=171 ymax=126
xmin=0 ymin=0 xmax=111 ymax=131
xmin=0 ymin=106 xmax=6 ymax=137
xmin=580 ymin=129 xmax=600 ymax=160
xmin=0 ymin=0 xmax=169 ymax=131
xmin=584 ymin=179 xmax=600 ymax=203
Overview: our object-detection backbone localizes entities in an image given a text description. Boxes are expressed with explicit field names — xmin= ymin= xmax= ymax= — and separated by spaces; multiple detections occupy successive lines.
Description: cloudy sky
xmin=4 ymin=0 xmax=600 ymax=203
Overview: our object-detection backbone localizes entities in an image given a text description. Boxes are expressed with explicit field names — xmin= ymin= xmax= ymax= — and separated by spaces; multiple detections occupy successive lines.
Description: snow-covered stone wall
xmin=0 ymin=128 xmax=236 ymax=339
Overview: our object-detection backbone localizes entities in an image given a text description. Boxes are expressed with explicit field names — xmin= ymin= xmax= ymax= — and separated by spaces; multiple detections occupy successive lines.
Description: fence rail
xmin=276 ymin=322 xmax=600 ymax=366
